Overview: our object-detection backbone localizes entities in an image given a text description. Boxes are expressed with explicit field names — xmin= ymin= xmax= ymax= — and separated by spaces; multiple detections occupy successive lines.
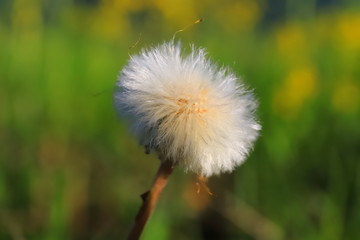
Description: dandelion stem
xmin=127 ymin=161 xmax=174 ymax=240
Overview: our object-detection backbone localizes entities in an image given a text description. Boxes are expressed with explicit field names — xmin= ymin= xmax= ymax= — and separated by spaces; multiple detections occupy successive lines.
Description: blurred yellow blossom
xmin=113 ymin=0 xmax=146 ymax=11
xmin=153 ymin=0 xmax=197 ymax=26
xmin=65 ymin=1 xmax=129 ymax=41
xmin=336 ymin=12 xmax=360 ymax=50
xmin=273 ymin=67 xmax=317 ymax=119
xmin=314 ymin=13 xmax=336 ymax=42
xmin=275 ymin=23 xmax=307 ymax=59
xmin=11 ymin=0 xmax=42 ymax=40
xmin=332 ymin=80 xmax=359 ymax=114
xmin=90 ymin=0 xmax=130 ymax=41
xmin=216 ymin=0 xmax=261 ymax=32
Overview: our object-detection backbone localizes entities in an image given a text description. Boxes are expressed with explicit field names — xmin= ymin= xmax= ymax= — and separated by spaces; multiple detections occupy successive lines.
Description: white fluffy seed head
xmin=114 ymin=41 xmax=261 ymax=177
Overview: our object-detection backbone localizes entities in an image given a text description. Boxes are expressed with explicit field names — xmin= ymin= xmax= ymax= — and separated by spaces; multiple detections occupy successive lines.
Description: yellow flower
xmin=336 ymin=13 xmax=360 ymax=50
xmin=332 ymin=80 xmax=359 ymax=114
xmin=275 ymin=23 xmax=306 ymax=59
xmin=153 ymin=0 xmax=197 ymax=26
xmin=273 ymin=67 xmax=317 ymax=119
xmin=216 ymin=0 xmax=261 ymax=32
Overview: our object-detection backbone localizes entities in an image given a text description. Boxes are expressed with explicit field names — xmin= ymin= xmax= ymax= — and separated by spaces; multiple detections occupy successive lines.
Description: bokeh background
xmin=1 ymin=0 xmax=360 ymax=239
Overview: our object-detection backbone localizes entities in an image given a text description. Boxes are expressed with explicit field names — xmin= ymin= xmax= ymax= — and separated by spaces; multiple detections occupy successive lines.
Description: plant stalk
xmin=127 ymin=161 xmax=174 ymax=240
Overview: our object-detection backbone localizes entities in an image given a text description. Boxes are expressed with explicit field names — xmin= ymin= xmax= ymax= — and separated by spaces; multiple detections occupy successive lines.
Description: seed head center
xmin=176 ymin=92 xmax=208 ymax=115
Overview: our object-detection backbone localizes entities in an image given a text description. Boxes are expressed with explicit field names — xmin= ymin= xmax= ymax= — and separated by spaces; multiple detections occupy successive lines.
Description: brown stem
xmin=127 ymin=161 xmax=174 ymax=240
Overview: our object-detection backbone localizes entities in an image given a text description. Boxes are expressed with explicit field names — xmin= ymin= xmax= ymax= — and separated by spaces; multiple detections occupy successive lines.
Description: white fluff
xmin=114 ymin=41 xmax=261 ymax=177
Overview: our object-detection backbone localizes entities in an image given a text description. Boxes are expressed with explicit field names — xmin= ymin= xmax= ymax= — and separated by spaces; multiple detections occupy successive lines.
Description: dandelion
xmin=114 ymin=41 xmax=260 ymax=240
xmin=115 ymin=41 xmax=260 ymax=175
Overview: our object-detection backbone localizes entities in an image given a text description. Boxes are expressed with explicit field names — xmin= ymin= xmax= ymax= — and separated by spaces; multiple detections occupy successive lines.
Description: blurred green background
xmin=1 ymin=0 xmax=360 ymax=239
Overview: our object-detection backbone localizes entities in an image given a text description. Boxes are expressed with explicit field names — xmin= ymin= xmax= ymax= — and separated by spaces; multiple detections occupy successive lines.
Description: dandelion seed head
xmin=115 ymin=41 xmax=261 ymax=177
